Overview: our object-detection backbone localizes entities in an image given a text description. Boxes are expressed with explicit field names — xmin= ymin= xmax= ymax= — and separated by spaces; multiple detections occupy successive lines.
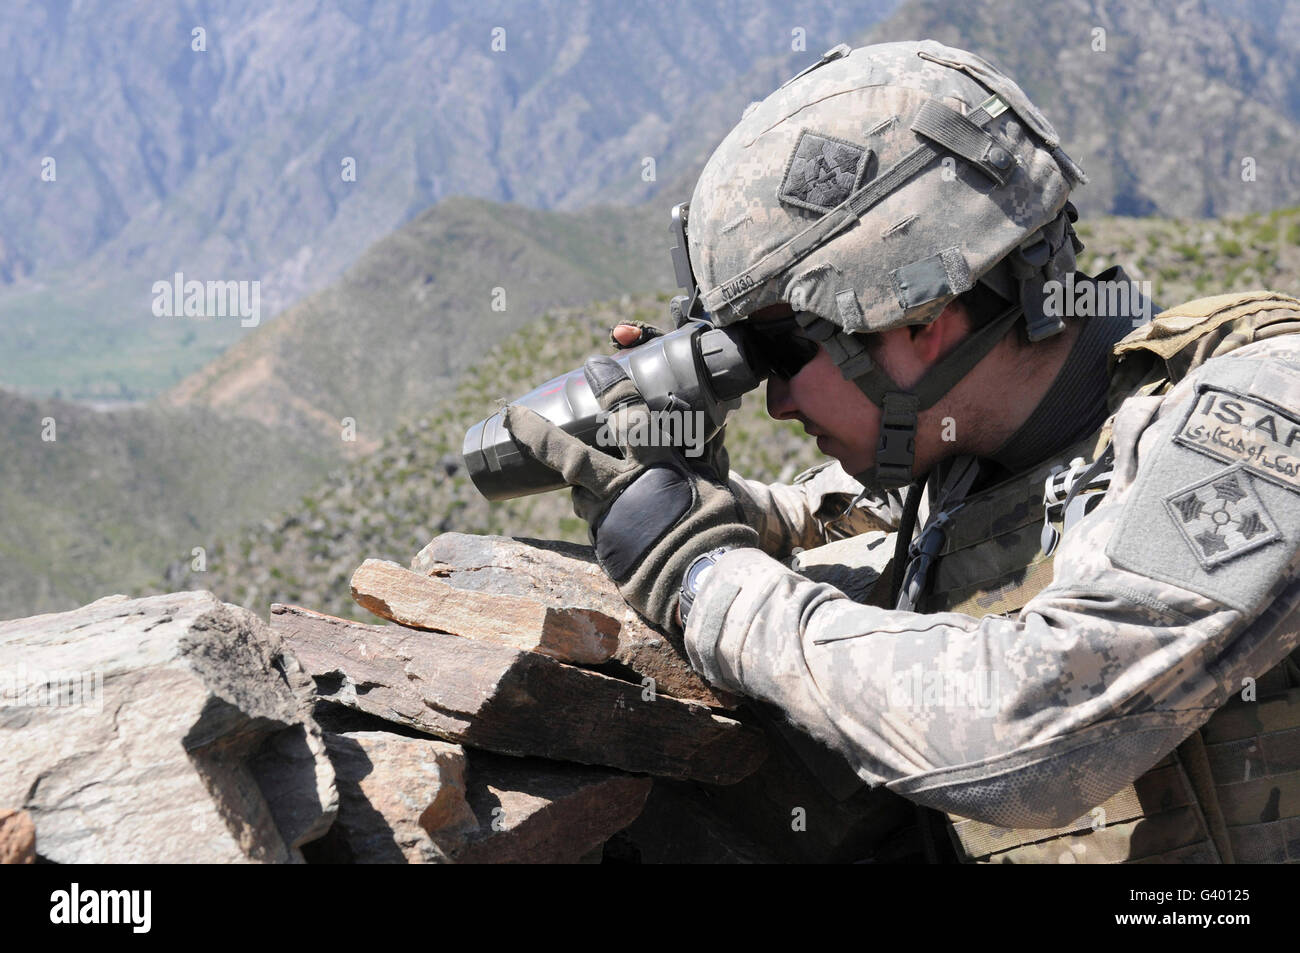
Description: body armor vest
xmin=905 ymin=291 xmax=1300 ymax=863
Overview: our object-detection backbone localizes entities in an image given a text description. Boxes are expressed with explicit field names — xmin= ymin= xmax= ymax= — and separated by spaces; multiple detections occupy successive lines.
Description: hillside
xmin=0 ymin=391 xmax=332 ymax=619
xmin=162 ymin=196 xmax=676 ymax=446
xmin=866 ymin=0 xmax=1300 ymax=219
xmin=172 ymin=206 xmax=1300 ymax=619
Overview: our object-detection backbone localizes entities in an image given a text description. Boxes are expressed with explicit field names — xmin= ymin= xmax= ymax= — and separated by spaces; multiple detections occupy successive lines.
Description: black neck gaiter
xmin=988 ymin=267 xmax=1152 ymax=473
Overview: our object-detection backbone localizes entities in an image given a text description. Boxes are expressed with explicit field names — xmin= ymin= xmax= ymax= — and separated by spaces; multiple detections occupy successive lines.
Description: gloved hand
xmin=502 ymin=355 xmax=758 ymax=637
xmin=608 ymin=320 xmax=732 ymax=482
xmin=608 ymin=320 xmax=664 ymax=350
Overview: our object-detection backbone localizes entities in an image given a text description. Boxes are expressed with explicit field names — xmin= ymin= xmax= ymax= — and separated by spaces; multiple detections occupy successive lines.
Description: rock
xmin=0 ymin=809 xmax=35 ymax=864
xmin=307 ymin=731 xmax=477 ymax=863
xmin=0 ymin=592 xmax=337 ymax=863
xmin=410 ymin=533 xmax=738 ymax=708
xmin=350 ymin=558 xmax=618 ymax=664
xmin=447 ymin=751 xmax=652 ymax=863
xmin=308 ymin=731 xmax=651 ymax=864
xmin=272 ymin=604 xmax=766 ymax=784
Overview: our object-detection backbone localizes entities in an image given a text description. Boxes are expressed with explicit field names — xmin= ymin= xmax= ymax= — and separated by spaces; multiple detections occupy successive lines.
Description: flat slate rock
xmin=309 ymin=731 xmax=477 ymax=863
xmin=310 ymin=731 xmax=651 ymax=864
xmin=451 ymin=751 xmax=652 ymax=864
xmin=272 ymin=603 xmax=766 ymax=785
xmin=411 ymin=533 xmax=738 ymax=708
xmin=350 ymin=557 xmax=618 ymax=664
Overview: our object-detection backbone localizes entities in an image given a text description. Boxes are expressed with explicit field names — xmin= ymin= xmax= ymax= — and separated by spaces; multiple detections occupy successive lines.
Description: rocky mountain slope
xmin=161 ymin=196 xmax=676 ymax=444
xmin=866 ymin=0 xmax=1300 ymax=219
xmin=0 ymin=0 xmax=897 ymax=399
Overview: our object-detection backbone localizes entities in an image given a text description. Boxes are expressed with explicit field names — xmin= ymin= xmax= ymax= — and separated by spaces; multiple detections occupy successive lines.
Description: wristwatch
xmin=678 ymin=547 xmax=734 ymax=626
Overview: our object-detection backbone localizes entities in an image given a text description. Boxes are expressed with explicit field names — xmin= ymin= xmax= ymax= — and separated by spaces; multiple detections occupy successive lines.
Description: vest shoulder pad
xmin=1111 ymin=290 xmax=1300 ymax=388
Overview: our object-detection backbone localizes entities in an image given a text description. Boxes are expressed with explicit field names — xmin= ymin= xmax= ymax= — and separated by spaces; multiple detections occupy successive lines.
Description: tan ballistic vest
xmin=912 ymin=292 xmax=1300 ymax=863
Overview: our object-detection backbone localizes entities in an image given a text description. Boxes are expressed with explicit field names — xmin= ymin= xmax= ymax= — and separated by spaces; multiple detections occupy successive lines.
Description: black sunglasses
xmin=745 ymin=315 xmax=821 ymax=380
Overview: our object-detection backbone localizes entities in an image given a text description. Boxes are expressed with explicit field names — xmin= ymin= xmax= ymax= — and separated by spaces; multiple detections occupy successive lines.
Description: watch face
xmin=686 ymin=556 xmax=715 ymax=592
xmin=694 ymin=562 xmax=715 ymax=589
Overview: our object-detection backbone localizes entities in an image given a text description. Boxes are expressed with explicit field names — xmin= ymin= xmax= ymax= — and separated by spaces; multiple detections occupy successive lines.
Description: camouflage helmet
xmin=681 ymin=39 xmax=1088 ymax=488
xmin=688 ymin=39 xmax=1086 ymax=335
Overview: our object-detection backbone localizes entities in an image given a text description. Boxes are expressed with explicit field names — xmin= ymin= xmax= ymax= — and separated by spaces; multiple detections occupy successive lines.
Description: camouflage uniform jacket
xmin=727 ymin=462 xmax=899 ymax=559
xmin=683 ymin=292 xmax=1300 ymax=831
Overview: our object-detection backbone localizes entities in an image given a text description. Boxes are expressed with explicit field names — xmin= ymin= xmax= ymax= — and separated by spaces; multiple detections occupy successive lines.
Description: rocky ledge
xmin=0 ymin=533 xmax=917 ymax=863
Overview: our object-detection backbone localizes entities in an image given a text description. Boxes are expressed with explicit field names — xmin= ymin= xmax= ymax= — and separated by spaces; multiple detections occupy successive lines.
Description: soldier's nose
xmin=766 ymin=375 xmax=798 ymax=420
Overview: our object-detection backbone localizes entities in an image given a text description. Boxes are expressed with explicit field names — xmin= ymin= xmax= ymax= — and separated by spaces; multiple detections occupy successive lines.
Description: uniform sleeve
xmin=685 ymin=339 xmax=1300 ymax=828
xmin=727 ymin=460 xmax=900 ymax=559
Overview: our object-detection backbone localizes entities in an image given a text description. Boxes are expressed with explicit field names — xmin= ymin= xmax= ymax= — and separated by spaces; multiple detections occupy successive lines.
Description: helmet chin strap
xmin=788 ymin=204 xmax=1083 ymax=490
xmin=794 ymin=302 xmax=1023 ymax=489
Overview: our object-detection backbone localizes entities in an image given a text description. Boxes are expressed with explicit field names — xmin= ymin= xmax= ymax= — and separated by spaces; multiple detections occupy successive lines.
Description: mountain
xmin=171 ymin=206 xmax=1300 ymax=619
xmin=0 ymin=0 xmax=899 ymax=399
xmin=9 ymin=0 xmax=1300 ymax=402
xmin=865 ymin=0 xmax=1300 ymax=219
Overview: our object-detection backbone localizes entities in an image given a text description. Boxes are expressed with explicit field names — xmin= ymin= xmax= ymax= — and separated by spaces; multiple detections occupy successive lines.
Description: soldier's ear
xmin=909 ymin=317 xmax=948 ymax=365
xmin=908 ymin=299 xmax=977 ymax=364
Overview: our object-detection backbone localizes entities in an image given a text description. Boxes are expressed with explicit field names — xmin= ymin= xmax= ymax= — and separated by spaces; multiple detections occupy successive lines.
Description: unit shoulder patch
xmin=1163 ymin=464 xmax=1281 ymax=570
xmin=778 ymin=130 xmax=872 ymax=215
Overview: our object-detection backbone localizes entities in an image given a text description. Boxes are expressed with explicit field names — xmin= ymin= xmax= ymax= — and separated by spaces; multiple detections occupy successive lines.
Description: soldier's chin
xmin=819 ymin=436 xmax=870 ymax=473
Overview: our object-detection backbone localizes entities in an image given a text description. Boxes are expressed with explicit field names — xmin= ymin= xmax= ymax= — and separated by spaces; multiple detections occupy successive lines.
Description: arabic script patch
xmin=1163 ymin=465 xmax=1281 ymax=570
xmin=778 ymin=130 xmax=872 ymax=215
xmin=1175 ymin=385 xmax=1300 ymax=492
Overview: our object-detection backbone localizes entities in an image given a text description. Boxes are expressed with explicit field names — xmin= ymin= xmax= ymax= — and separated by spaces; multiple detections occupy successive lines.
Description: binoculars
xmin=462 ymin=318 xmax=768 ymax=501
xmin=463 ymin=204 xmax=775 ymax=501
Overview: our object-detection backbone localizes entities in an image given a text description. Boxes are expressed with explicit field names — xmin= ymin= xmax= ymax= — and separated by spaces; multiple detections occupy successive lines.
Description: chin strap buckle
xmin=875 ymin=392 xmax=920 ymax=489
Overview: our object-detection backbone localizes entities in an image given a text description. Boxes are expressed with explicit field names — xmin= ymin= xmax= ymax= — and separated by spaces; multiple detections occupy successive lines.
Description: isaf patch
xmin=1163 ymin=465 xmax=1281 ymax=570
xmin=778 ymin=130 xmax=872 ymax=214
xmin=1175 ymin=385 xmax=1300 ymax=491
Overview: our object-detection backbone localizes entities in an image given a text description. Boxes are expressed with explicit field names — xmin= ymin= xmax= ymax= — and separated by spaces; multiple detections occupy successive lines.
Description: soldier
xmin=504 ymin=40 xmax=1300 ymax=863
